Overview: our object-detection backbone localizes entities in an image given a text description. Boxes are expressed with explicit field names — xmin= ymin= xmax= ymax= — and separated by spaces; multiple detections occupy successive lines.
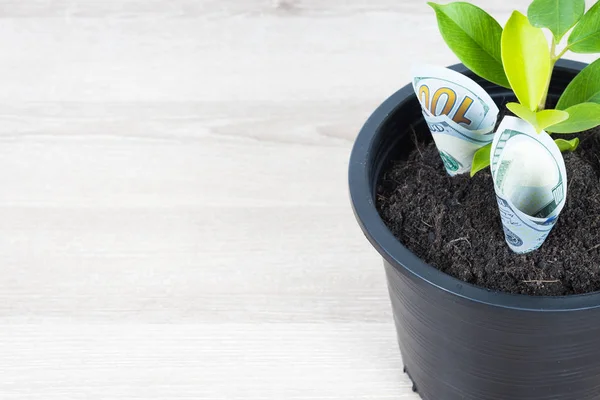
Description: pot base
xmin=403 ymin=366 xmax=418 ymax=393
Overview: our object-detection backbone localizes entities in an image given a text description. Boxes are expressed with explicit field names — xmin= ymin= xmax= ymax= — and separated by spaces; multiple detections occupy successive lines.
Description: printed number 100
xmin=418 ymin=85 xmax=474 ymax=126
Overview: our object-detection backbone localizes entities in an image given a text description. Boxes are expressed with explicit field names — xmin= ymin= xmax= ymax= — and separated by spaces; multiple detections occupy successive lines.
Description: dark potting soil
xmin=377 ymin=126 xmax=600 ymax=296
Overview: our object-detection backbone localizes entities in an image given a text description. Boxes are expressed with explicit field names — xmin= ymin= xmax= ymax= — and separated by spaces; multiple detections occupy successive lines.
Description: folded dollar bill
xmin=491 ymin=116 xmax=567 ymax=254
xmin=412 ymin=65 xmax=499 ymax=176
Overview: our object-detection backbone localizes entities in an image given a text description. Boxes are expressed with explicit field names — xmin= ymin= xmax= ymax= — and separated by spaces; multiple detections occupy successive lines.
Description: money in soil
xmin=377 ymin=125 xmax=600 ymax=296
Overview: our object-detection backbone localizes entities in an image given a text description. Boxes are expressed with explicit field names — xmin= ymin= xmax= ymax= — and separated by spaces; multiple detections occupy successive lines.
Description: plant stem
xmin=538 ymin=39 xmax=557 ymax=111
xmin=538 ymin=40 xmax=570 ymax=111
xmin=555 ymin=46 xmax=569 ymax=60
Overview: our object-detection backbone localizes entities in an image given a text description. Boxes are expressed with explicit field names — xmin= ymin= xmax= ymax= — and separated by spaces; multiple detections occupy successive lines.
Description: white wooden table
xmin=0 ymin=1 xmax=595 ymax=398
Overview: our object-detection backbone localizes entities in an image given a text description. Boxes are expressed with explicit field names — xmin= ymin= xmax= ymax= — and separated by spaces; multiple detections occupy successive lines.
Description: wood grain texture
xmin=0 ymin=0 xmax=597 ymax=398
xmin=0 ymin=324 xmax=414 ymax=399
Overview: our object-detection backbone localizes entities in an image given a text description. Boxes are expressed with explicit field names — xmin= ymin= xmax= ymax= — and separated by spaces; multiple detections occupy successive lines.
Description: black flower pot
xmin=349 ymin=60 xmax=600 ymax=400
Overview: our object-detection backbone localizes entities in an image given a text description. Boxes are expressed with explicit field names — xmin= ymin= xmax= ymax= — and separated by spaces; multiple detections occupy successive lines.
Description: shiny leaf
xmin=528 ymin=0 xmax=585 ymax=42
xmin=506 ymin=102 xmax=537 ymax=127
xmin=429 ymin=2 xmax=510 ymax=88
xmin=557 ymin=58 xmax=600 ymax=110
xmin=502 ymin=11 xmax=552 ymax=111
xmin=506 ymin=102 xmax=569 ymax=133
xmin=470 ymin=143 xmax=492 ymax=177
xmin=554 ymin=138 xmax=580 ymax=152
xmin=546 ymin=103 xmax=600 ymax=133
xmin=568 ymin=0 xmax=600 ymax=53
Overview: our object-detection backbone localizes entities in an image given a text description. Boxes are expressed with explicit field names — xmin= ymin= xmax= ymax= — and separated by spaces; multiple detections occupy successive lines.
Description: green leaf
xmin=502 ymin=11 xmax=552 ymax=112
xmin=546 ymin=103 xmax=600 ymax=133
xmin=556 ymin=58 xmax=600 ymax=110
xmin=506 ymin=102 xmax=537 ymax=127
xmin=428 ymin=2 xmax=510 ymax=88
xmin=554 ymin=138 xmax=580 ymax=152
xmin=528 ymin=0 xmax=585 ymax=42
xmin=536 ymin=109 xmax=570 ymax=132
xmin=568 ymin=0 xmax=600 ymax=53
xmin=506 ymin=102 xmax=569 ymax=133
xmin=470 ymin=143 xmax=491 ymax=177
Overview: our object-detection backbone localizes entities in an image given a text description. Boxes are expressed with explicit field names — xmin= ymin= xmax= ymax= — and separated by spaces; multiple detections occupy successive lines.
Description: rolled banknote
xmin=490 ymin=116 xmax=567 ymax=254
xmin=412 ymin=65 xmax=499 ymax=176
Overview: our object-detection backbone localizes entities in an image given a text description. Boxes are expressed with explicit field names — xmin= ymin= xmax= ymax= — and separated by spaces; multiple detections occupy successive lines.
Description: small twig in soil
xmin=447 ymin=237 xmax=472 ymax=247
xmin=522 ymin=279 xmax=560 ymax=284
xmin=411 ymin=125 xmax=424 ymax=159
xmin=376 ymin=195 xmax=389 ymax=206
xmin=433 ymin=209 xmax=445 ymax=246
xmin=421 ymin=219 xmax=432 ymax=228
xmin=588 ymin=244 xmax=600 ymax=252
xmin=567 ymin=178 xmax=574 ymax=193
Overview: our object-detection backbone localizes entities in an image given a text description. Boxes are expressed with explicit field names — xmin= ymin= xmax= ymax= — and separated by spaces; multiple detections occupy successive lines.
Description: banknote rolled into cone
xmin=491 ymin=116 xmax=567 ymax=253
xmin=412 ymin=65 xmax=499 ymax=176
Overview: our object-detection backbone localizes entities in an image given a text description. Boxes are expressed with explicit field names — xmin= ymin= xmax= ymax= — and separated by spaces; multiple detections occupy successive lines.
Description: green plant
xmin=429 ymin=0 xmax=600 ymax=176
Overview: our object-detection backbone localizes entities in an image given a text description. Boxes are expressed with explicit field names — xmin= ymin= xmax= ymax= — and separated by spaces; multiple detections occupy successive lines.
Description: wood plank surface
xmin=0 ymin=0 xmax=596 ymax=398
